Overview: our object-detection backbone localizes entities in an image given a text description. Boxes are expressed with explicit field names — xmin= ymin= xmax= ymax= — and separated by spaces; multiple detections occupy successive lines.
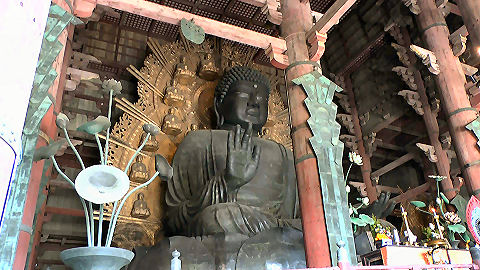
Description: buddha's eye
xmin=235 ymin=92 xmax=249 ymax=98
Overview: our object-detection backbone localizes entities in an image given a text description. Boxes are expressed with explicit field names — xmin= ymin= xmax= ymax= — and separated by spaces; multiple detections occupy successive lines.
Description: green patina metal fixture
xmin=292 ymin=70 xmax=356 ymax=264
xmin=0 ymin=4 xmax=82 ymax=269
xmin=180 ymin=18 xmax=205 ymax=44
xmin=466 ymin=116 xmax=480 ymax=148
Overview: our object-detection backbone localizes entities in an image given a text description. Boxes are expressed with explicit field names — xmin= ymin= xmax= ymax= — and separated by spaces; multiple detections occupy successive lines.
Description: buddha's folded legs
xmin=187 ymin=202 xmax=278 ymax=237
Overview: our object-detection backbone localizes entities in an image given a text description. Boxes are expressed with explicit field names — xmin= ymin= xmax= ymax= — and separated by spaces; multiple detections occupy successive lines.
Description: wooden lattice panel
xmin=229 ymin=1 xmax=258 ymax=18
xmin=124 ymin=13 xmax=152 ymax=32
xmin=194 ymin=9 xmax=222 ymax=20
xmin=164 ymin=0 xmax=193 ymax=12
xmin=311 ymin=0 xmax=336 ymax=13
xmin=150 ymin=21 xmax=179 ymax=40
xmin=222 ymin=16 xmax=249 ymax=28
xmin=249 ymin=24 xmax=274 ymax=35
xmin=199 ymin=0 xmax=229 ymax=11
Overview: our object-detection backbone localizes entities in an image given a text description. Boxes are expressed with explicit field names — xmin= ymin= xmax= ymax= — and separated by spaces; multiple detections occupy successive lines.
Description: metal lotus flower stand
xmin=34 ymin=79 xmax=173 ymax=270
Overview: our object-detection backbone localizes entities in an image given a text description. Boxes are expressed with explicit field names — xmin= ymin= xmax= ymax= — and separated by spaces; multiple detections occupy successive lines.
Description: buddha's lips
xmin=246 ymin=107 xmax=259 ymax=116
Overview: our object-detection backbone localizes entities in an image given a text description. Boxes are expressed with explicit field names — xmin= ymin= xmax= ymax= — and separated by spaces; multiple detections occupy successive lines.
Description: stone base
xmin=128 ymin=227 xmax=306 ymax=270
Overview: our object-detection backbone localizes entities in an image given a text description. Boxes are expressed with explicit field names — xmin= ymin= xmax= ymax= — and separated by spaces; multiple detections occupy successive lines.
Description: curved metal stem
xmin=62 ymin=127 xmax=85 ymax=170
xmin=103 ymin=90 xmax=113 ymax=165
xmin=124 ymin=133 xmax=150 ymax=174
xmin=105 ymin=200 xmax=118 ymax=246
xmin=345 ymin=163 xmax=353 ymax=181
xmin=97 ymin=204 xmax=104 ymax=246
xmin=106 ymin=171 xmax=160 ymax=247
xmin=51 ymin=156 xmax=92 ymax=246
xmin=88 ymin=202 xmax=95 ymax=246
xmin=94 ymin=133 xmax=105 ymax=165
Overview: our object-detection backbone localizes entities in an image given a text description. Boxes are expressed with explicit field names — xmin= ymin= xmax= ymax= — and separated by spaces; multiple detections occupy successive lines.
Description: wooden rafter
xmin=96 ymin=0 xmax=287 ymax=51
xmin=306 ymin=0 xmax=357 ymax=36
xmin=370 ymin=152 xmax=416 ymax=179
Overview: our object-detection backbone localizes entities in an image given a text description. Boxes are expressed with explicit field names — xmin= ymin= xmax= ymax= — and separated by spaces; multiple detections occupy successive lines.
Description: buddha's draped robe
xmin=165 ymin=130 xmax=299 ymax=237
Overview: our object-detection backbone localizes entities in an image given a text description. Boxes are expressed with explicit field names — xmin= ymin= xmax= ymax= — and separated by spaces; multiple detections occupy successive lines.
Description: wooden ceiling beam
xmin=307 ymin=0 xmax=358 ymax=36
xmin=390 ymin=182 xmax=433 ymax=203
xmin=370 ymin=152 xmax=415 ymax=179
xmin=371 ymin=111 xmax=405 ymax=133
xmin=96 ymin=0 xmax=287 ymax=51
xmin=385 ymin=124 xmax=424 ymax=137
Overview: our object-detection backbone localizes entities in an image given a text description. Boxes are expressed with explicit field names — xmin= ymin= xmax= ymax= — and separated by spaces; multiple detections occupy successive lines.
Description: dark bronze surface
xmin=128 ymin=67 xmax=305 ymax=269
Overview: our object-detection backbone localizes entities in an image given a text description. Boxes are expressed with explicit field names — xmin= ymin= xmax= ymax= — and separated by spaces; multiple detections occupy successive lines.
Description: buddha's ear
xmin=213 ymin=96 xmax=224 ymax=128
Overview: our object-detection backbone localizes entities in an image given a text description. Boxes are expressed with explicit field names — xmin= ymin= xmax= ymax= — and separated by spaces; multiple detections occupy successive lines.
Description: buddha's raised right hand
xmin=225 ymin=123 xmax=261 ymax=191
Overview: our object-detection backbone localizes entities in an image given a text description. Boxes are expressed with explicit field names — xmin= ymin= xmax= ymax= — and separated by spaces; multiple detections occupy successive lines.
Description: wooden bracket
xmin=339 ymin=134 xmax=358 ymax=152
xmin=337 ymin=114 xmax=355 ymax=134
xmin=402 ymin=0 xmax=421 ymax=15
xmin=392 ymin=66 xmax=417 ymax=90
xmin=336 ymin=93 xmax=351 ymax=113
xmin=440 ymin=132 xmax=452 ymax=150
xmin=450 ymin=33 xmax=468 ymax=57
xmin=416 ymin=143 xmax=438 ymax=162
xmin=74 ymin=0 xmax=97 ymax=18
xmin=307 ymin=31 xmax=327 ymax=62
xmin=265 ymin=43 xmax=289 ymax=69
xmin=391 ymin=43 xmax=411 ymax=67
xmin=359 ymin=112 xmax=370 ymax=126
xmin=261 ymin=0 xmax=282 ymax=25
xmin=410 ymin=44 xmax=440 ymax=75
xmin=363 ymin=132 xmax=377 ymax=157
xmin=385 ymin=22 xmax=404 ymax=44
xmin=349 ymin=181 xmax=403 ymax=197
xmin=398 ymin=90 xmax=424 ymax=115
xmin=461 ymin=63 xmax=479 ymax=77
xmin=436 ymin=0 xmax=448 ymax=9
xmin=431 ymin=98 xmax=441 ymax=118
xmin=71 ymin=52 xmax=102 ymax=69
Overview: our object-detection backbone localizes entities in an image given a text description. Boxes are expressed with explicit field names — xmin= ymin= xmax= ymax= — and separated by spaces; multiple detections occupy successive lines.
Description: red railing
xmin=290 ymin=241 xmax=480 ymax=270
xmin=292 ymin=261 xmax=478 ymax=270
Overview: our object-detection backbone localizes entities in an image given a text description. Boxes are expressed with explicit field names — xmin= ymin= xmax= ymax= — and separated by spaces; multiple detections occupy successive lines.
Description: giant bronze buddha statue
xmin=165 ymin=66 xmax=299 ymax=237
xmin=129 ymin=66 xmax=305 ymax=270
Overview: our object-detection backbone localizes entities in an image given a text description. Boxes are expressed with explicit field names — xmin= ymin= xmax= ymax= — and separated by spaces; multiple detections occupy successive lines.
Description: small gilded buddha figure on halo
xmin=129 ymin=155 xmax=149 ymax=184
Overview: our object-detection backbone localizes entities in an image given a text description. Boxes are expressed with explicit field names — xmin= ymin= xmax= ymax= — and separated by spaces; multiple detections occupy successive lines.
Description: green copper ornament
xmin=180 ymin=18 xmax=205 ymax=44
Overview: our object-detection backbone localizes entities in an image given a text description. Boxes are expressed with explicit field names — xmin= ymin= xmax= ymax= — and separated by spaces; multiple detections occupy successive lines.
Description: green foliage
xmin=351 ymin=217 xmax=367 ymax=226
xmin=448 ymin=224 xmax=466 ymax=234
xmin=359 ymin=214 xmax=375 ymax=225
xmin=410 ymin=200 xmax=426 ymax=208
xmin=422 ymin=226 xmax=434 ymax=242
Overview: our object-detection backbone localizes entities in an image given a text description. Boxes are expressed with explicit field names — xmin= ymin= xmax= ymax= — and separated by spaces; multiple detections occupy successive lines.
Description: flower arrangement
xmin=409 ymin=175 xmax=469 ymax=246
xmin=370 ymin=215 xmax=392 ymax=241
xmin=423 ymin=223 xmax=443 ymax=242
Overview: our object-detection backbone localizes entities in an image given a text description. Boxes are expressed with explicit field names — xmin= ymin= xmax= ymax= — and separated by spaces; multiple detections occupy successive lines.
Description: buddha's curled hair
xmin=215 ymin=66 xmax=271 ymax=104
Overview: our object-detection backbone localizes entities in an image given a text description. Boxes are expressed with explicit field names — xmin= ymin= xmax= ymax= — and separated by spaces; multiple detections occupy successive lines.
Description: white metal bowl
xmin=75 ymin=165 xmax=129 ymax=204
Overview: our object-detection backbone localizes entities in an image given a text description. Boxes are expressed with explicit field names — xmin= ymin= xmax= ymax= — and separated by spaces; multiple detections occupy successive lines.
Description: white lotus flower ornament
xmin=348 ymin=152 xmax=363 ymax=166
xmin=444 ymin=212 xmax=461 ymax=224
xmin=362 ymin=197 xmax=370 ymax=206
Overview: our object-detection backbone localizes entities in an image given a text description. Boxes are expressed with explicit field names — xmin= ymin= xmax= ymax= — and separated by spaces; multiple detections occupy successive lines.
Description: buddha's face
xmin=217 ymin=80 xmax=268 ymax=131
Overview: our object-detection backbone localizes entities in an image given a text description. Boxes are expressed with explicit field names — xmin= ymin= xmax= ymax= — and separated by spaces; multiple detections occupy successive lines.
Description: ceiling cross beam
xmin=95 ymin=0 xmax=287 ymax=51
xmin=306 ymin=0 xmax=357 ymax=37
xmin=370 ymin=152 xmax=416 ymax=179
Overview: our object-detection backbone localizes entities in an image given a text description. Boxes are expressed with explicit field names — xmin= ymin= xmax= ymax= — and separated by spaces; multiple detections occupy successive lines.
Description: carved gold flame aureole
xmin=105 ymin=37 xmax=291 ymax=249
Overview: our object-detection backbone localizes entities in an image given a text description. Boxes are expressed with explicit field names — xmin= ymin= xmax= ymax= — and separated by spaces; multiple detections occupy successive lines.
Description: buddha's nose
xmin=248 ymin=93 xmax=259 ymax=106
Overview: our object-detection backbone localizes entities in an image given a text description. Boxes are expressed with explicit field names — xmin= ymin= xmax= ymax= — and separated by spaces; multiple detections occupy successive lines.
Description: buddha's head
xmin=214 ymin=66 xmax=270 ymax=133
